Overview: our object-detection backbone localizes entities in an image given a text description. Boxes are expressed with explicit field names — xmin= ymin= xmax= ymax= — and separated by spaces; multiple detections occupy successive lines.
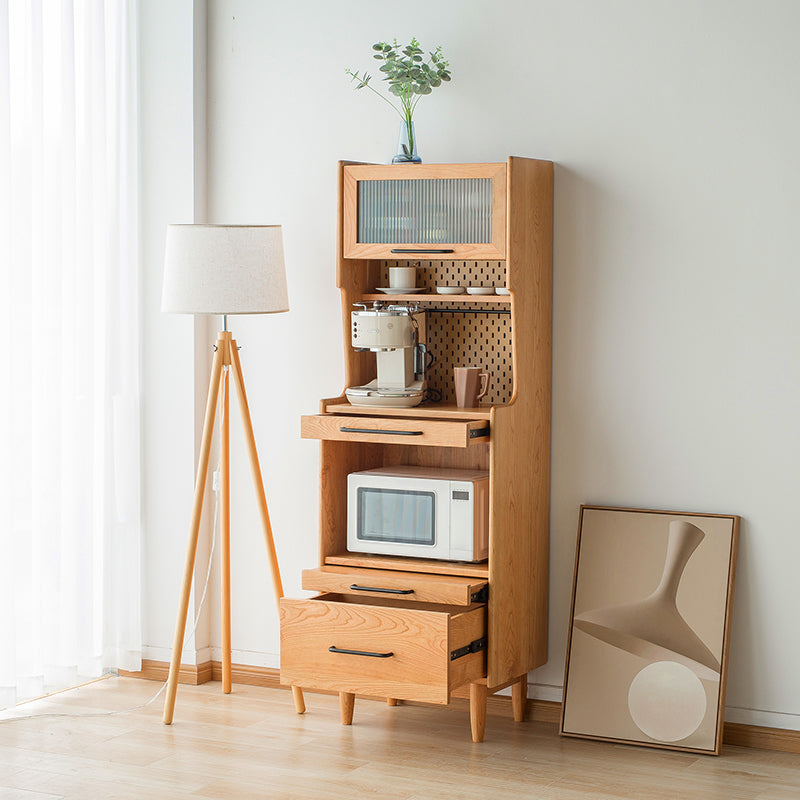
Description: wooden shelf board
xmin=322 ymin=401 xmax=496 ymax=420
xmin=361 ymin=293 xmax=511 ymax=304
xmin=324 ymin=552 xmax=490 ymax=579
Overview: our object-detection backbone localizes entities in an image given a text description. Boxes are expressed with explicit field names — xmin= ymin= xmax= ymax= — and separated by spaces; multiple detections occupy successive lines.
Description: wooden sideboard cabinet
xmin=280 ymin=157 xmax=553 ymax=742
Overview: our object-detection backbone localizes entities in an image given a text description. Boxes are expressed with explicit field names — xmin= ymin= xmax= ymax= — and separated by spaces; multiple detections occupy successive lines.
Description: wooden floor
xmin=0 ymin=678 xmax=799 ymax=799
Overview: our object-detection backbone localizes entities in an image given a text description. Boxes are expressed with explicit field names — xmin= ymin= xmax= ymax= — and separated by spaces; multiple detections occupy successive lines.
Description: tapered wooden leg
xmin=163 ymin=343 xmax=225 ymax=725
xmin=512 ymin=674 xmax=527 ymax=722
xmin=229 ymin=340 xmax=305 ymax=714
xmin=340 ymin=692 xmax=355 ymax=725
xmin=220 ymin=368 xmax=232 ymax=694
xmin=469 ymin=682 xmax=488 ymax=743
xmin=291 ymin=686 xmax=305 ymax=714
xmin=228 ymin=342 xmax=283 ymax=605
xmin=387 ymin=698 xmax=398 ymax=706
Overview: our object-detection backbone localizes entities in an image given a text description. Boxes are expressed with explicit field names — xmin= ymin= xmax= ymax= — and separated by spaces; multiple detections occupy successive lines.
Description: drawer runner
xmin=470 ymin=586 xmax=489 ymax=604
xmin=450 ymin=636 xmax=488 ymax=661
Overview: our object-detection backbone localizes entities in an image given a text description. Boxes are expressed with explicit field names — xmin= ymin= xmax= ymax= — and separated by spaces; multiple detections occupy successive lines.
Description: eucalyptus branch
xmin=346 ymin=37 xmax=451 ymax=127
xmin=345 ymin=69 xmax=407 ymax=120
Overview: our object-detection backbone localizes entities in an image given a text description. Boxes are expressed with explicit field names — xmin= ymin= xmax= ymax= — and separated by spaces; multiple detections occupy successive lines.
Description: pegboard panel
xmin=424 ymin=306 xmax=513 ymax=405
xmin=380 ymin=260 xmax=507 ymax=292
xmin=372 ymin=260 xmax=513 ymax=405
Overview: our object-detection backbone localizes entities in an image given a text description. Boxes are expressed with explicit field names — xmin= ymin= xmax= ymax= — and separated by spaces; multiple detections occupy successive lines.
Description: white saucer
xmin=466 ymin=287 xmax=495 ymax=295
xmin=436 ymin=286 xmax=465 ymax=295
xmin=495 ymin=287 xmax=510 ymax=295
xmin=376 ymin=287 xmax=425 ymax=294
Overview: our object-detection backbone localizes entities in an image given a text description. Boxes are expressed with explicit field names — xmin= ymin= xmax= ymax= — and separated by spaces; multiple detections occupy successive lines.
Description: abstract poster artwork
xmin=560 ymin=506 xmax=739 ymax=754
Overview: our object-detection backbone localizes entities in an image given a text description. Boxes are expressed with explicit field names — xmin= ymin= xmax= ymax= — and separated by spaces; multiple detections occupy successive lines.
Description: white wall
xmin=141 ymin=0 xmax=800 ymax=729
xmin=139 ymin=0 xmax=214 ymax=665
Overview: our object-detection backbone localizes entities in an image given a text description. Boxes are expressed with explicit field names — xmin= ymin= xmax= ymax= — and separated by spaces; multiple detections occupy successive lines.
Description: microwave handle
xmin=340 ymin=427 xmax=423 ymax=436
xmin=350 ymin=584 xmax=414 ymax=595
xmin=329 ymin=646 xmax=394 ymax=659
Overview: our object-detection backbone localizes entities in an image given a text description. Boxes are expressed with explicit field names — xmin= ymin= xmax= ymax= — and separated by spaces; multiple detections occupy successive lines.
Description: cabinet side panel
xmin=337 ymin=162 xmax=381 ymax=390
xmin=318 ymin=440 xmax=385 ymax=562
xmin=487 ymin=158 xmax=553 ymax=686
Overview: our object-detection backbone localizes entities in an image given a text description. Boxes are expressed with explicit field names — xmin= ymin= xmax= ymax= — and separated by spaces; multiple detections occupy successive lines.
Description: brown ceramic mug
xmin=454 ymin=367 xmax=491 ymax=408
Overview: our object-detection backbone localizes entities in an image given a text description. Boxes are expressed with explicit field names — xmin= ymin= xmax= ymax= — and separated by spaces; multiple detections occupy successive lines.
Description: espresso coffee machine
xmin=345 ymin=303 xmax=428 ymax=408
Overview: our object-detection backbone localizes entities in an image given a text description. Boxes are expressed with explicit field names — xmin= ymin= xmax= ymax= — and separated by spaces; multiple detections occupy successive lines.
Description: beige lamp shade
xmin=161 ymin=224 xmax=289 ymax=315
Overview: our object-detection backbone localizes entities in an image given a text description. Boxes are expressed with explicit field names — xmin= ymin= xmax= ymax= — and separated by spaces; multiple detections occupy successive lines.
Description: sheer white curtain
xmin=0 ymin=0 xmax=141 ymax=708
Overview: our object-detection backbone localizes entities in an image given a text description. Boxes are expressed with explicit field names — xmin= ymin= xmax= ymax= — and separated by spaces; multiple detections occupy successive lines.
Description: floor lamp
xmin=160 ymin=224 xmax=305 ymax=724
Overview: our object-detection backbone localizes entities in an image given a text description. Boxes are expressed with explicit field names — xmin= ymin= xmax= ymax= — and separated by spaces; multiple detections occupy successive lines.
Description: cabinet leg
xmin=339 ymin=691 xmax=355 ymax=725
xmin=469 ymin=682 xmax=488 ymax=743
xmin=292 ymin=685 xmax=306 ymax=714
xmin=512 ymin=674 xmax=527 ymax=722
xmin=387 ymin=698 xmax=398 ymax=706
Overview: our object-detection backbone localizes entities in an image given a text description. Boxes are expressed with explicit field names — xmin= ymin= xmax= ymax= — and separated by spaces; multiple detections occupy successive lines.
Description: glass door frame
xmin=341 ymin=163 xmax=507 ymax=260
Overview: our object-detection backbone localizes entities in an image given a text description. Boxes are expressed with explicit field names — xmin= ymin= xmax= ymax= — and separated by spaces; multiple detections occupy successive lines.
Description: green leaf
xmin=348 ymin=38 xmax=450 ymax=108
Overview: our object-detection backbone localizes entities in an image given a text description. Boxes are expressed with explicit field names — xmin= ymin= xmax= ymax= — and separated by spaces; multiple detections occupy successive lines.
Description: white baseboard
xmin=724 ymin=706 xmax=800 ymax=731
xmin=142 ymin=645 xmax=213 ymax=664
xmin=208 ymin=648 xmax=279 ymax=669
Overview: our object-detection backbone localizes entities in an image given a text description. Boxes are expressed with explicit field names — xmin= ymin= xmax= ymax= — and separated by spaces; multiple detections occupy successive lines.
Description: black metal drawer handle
xmin=390 ymin=248 xmax=455 ymax=254
xmin=329 ymin=646 xmax=394 ymax=658
xmin=340 ymin=427 xmax=423 ymax=436
xmin=350 ymin=584 xmax=414 ymax=595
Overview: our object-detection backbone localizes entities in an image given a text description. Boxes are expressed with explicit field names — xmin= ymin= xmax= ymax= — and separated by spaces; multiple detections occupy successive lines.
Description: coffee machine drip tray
xmin=346 ymin=381 xmax=425 ymax=408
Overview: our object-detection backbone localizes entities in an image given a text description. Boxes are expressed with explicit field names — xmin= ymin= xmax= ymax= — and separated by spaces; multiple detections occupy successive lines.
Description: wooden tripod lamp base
xmin=162 ymin=331 xmax=305 ymax=724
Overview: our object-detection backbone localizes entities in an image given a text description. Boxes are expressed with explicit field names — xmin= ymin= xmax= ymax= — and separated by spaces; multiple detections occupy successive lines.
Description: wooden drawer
xmin=300 ymin=414 xmax=490 ymax=447
xmin=280 ymin=594 xmax=486 ymax=704
xmin=302 ymin=566 xmax=488 ymax=606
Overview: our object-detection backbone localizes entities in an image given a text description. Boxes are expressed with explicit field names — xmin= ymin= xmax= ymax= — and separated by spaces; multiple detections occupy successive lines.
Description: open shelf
xmin=324 ymin=552 xmax=490 ymax=579
xmin=362 ymin=293 xmax=511 ymax=305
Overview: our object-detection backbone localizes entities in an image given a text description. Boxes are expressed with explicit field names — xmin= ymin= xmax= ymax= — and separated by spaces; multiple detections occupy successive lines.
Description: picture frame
xmin=560 ymin=506 xmax=739 ymax=755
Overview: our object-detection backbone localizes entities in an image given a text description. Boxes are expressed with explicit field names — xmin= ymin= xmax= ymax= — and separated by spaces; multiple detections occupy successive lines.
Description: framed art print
xmin=560 ymin=506 xmax=739 ymax=755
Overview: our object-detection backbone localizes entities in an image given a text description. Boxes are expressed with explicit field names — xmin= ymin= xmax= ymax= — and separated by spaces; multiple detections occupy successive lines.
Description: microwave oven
xmin=347 ymin=465 xmax=489 ymax=562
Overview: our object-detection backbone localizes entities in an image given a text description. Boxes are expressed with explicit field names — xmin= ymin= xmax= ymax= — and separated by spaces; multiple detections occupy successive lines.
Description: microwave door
xmin=348 ymin=475 xmax=451 ymax=560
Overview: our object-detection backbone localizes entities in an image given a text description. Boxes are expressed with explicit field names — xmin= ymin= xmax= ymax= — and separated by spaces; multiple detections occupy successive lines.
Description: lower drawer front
xmin=279 ymin=595 xmax=486 ymax=704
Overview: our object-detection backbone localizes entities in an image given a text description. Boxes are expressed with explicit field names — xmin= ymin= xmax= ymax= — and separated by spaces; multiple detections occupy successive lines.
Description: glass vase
xmin=392 ymin=120 xmax=421 ymax=164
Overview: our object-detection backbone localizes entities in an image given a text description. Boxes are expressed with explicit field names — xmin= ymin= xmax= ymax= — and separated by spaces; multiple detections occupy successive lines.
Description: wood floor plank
xmin=0 ymin=677 xmax=798 ymax=799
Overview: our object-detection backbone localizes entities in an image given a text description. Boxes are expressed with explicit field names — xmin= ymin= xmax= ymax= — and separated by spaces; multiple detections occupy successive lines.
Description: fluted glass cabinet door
xmin=342 ymin=163 xmax=507 ymax=260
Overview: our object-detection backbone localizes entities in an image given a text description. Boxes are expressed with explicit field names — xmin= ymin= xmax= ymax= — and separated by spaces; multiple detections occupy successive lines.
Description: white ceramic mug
xmin=388 ymin=266 xmax=416 ymax=289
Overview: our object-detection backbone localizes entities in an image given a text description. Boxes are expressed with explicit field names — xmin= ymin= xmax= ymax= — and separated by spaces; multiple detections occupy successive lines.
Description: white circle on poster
xmin=627 ymin=661 xmax=707 ymax=742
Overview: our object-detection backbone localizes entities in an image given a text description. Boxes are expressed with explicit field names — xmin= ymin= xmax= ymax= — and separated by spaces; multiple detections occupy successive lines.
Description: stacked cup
xmin=388 ymin=266 xmax=416 ymax=290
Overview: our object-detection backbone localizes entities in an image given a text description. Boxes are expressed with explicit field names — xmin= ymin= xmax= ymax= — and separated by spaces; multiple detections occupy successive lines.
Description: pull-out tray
xmin=302 ymin=565 xmax=488 ymax=606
